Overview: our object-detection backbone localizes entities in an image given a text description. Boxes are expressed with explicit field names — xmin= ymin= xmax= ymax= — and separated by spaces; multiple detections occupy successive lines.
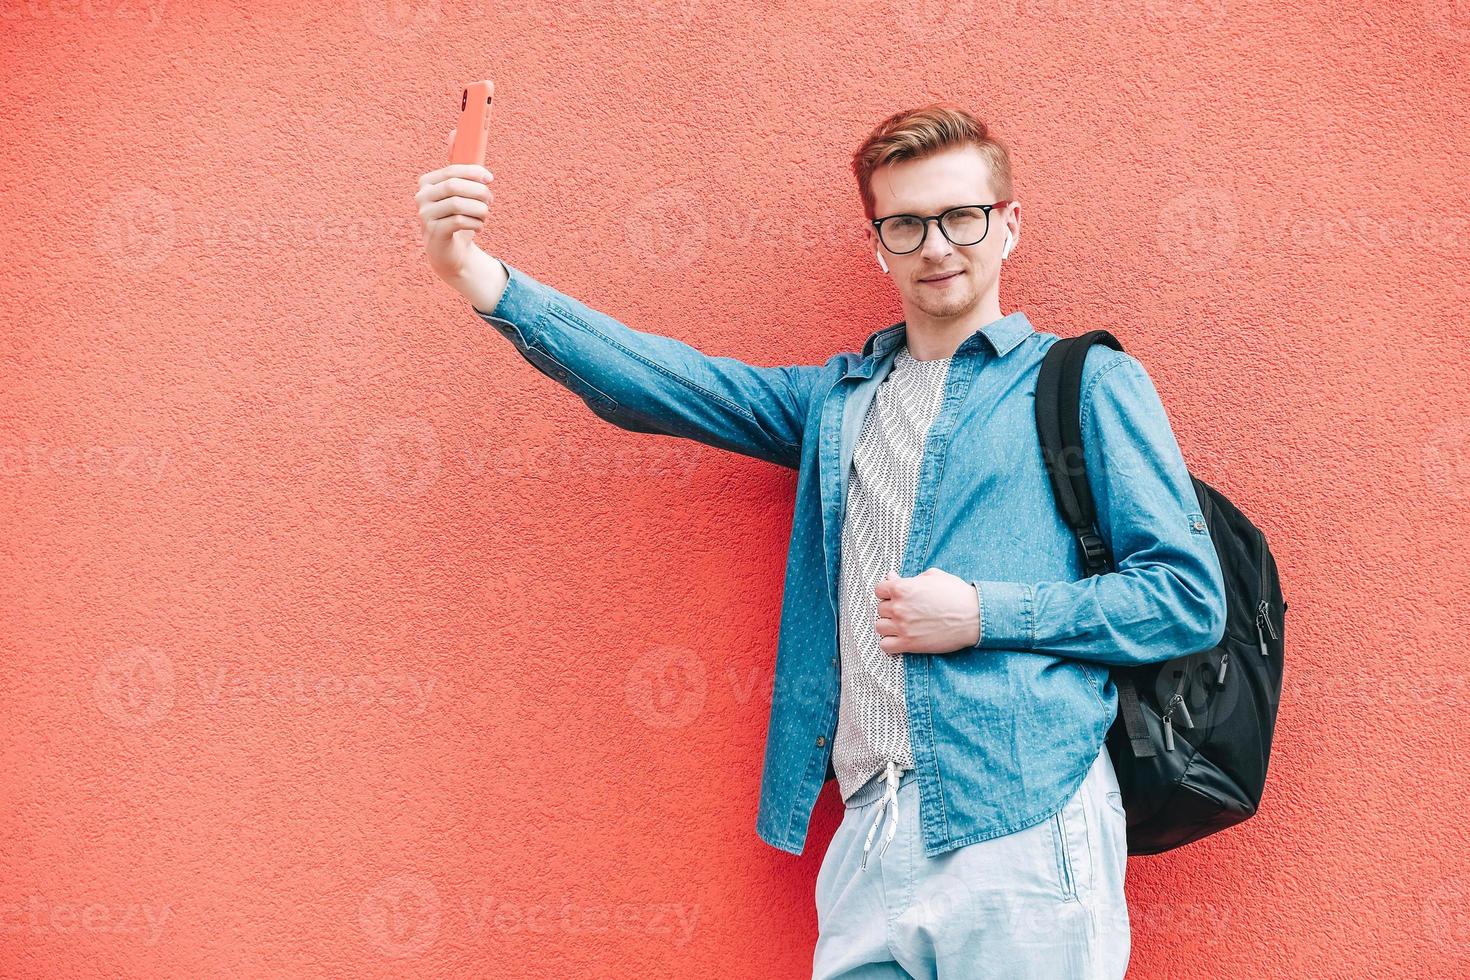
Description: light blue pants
xmin=813 ymin=744 xmax=1130 ymax=979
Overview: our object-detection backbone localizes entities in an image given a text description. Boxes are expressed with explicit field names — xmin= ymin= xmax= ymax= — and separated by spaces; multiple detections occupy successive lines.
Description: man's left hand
xmin=873 ymin=568 xmax=982 ymax=655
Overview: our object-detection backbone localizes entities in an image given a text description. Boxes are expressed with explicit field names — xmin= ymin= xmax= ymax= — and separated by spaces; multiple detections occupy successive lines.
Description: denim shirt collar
xmin=861 ymin=310 xmax=1035 ymax=362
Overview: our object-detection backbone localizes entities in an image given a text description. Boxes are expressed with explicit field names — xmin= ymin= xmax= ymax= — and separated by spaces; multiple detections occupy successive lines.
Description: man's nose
xmin=920 ymin=225 xmax=954 ymax=261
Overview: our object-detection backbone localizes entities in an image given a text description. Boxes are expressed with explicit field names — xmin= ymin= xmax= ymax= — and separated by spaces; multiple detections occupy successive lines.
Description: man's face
xmin=864 ymin=145 xmax=1017 ymax=320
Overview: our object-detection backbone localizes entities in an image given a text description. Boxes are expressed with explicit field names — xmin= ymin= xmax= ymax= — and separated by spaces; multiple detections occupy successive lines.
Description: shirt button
xmin=815 ymin=735 xmax=826 ymax=747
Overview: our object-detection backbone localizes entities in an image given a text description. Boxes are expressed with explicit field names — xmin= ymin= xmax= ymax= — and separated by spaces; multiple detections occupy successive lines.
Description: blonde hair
xmin=851 ymin=102 xmax=1015 ymax=221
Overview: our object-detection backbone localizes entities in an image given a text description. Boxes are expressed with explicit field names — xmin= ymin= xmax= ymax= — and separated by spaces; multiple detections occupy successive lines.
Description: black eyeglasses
xmin=871 ymin=201 xmax=1013 ymax=255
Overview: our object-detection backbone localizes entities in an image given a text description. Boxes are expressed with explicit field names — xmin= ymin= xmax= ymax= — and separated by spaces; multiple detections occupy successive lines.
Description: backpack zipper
xmin=1255 ymin=599 xmax=1278 ymax=657
xmin=1161 ymin=670 xmax=1194 ymax=751
xmin=1254 ymin=526 xmax=1277 ymax=656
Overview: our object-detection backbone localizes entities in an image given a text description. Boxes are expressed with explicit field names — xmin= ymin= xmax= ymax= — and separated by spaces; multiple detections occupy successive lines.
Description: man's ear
xmin=864 ymin=223 xmax=891 ymax=273
xmin=1005 ymin=202 xmax=1021 ymax=246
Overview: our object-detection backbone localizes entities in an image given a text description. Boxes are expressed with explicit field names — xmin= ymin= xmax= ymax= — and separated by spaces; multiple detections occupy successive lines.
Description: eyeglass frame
xmin=870 ymin=201 xmax=1015 ymax=255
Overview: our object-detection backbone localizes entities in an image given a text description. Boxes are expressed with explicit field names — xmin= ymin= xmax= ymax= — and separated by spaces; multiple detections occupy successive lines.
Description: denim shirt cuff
xmin=971 ymin=580 xmax=1034 ymax=649
xmin=472 ymin=259 xmax=551 ymax=339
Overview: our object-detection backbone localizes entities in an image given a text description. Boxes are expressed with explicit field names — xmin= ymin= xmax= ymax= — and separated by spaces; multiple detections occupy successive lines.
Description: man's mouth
xmin=920 ymin=270 xmax=963 ymax=283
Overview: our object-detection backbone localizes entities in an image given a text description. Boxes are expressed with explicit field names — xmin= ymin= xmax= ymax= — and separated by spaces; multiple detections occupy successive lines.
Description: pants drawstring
xmin=861 ymin=760 xmax=904 ymax=872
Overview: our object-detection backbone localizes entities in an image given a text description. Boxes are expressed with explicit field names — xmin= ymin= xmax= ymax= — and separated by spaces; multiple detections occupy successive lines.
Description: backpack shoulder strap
xmin=1036 ymin=329 xmax=1156 ymax=759
xmin=1035 ymin=330 xmax=1124 ymax=578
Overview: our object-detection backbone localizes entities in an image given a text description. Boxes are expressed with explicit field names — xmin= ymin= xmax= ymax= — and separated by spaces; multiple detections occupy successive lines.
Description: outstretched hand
xmin=416 ymin=128 xmax=495 ymax=284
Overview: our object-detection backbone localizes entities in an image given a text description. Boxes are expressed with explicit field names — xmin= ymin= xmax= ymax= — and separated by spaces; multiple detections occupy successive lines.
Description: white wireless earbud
xmin=1001 ymin=230 xmax=1015 ymax=260
xmin=875 ymin=250 xmax=889 ymax=274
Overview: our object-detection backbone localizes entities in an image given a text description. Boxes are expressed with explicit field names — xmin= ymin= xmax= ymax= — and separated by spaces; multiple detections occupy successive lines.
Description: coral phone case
xmin=449 ymin=80 xmax=494 ymax=167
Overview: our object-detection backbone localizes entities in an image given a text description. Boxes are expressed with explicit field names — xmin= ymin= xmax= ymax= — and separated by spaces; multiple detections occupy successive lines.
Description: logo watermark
xmin=0 ymin=443 xmax=172 ymax=486
xmin=358 ymin=874 xmax=701 ymax=958
xmin=1424 ymin=417 xmax=1470 ymax=499
xmin=93 ymin=646 xmax=443 ymax=726
xmin=357 ymin=417 xmax=708 ymax=500
xmin=0 ymin=897 xmax=172 ymax=946
xmin=95 ymin=187 xmax=177 ymax=273
xmin=0 ymin=0 xmax=167 ymax=26
xmin=94 ymin=646 xmax=176 ymax=727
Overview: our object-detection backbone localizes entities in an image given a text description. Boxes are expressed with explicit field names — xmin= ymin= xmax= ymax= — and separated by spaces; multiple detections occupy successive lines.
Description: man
xmin=415 ymin=103 xmax=1226 ymax=978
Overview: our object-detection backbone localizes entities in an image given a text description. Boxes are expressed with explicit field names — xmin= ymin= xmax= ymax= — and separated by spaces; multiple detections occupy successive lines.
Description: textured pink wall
xmin=2 ymin=1 xmax=1467 ymax=977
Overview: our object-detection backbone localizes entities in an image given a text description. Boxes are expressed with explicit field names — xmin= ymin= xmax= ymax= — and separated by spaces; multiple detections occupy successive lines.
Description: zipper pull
xmin=1172 ymin=692 xmax=1194 ymax=730
xmin=1256 ymin=598 xmax=1278 ymax=656
xmin=1163 ymin=711 xmax=1175 ymax=751
xmin=1166 ymin=671 xmax=1192 ymax=726
xmin=1216 ymin=650 xmax=1230 ymax=687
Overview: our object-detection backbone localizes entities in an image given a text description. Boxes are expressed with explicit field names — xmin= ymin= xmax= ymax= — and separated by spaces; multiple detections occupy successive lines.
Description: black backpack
xmin=1035 ymin=331 xmax=1286 ymax=855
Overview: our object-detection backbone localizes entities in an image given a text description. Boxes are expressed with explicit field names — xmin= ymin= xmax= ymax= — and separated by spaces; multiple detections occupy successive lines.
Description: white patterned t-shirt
xmin=831 ymin=343 xmax=953 ymax=801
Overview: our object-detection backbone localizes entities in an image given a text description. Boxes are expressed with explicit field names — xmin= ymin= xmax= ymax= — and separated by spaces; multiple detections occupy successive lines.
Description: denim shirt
xmin=475 ymin=260 xmax=1227 ymax=858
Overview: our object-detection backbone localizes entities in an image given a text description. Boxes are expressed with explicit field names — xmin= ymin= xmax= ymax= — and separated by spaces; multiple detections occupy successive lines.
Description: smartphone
xmin=449 ymin=80 xmax=495 ymax=167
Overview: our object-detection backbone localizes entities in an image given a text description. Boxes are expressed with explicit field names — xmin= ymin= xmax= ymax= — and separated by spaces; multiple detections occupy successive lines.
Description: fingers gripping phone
xmin=449 ymin=80 xmax=495 ymax=167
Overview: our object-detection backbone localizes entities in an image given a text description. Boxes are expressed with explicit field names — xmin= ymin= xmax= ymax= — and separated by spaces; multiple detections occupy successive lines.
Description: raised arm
xmin=474 ymin=253 xmax=825 ymax=469
xmin=971 ymin=350 xmax=1227 ymax=667
xmin=416 ymin=158 xmax=826 ymax=470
